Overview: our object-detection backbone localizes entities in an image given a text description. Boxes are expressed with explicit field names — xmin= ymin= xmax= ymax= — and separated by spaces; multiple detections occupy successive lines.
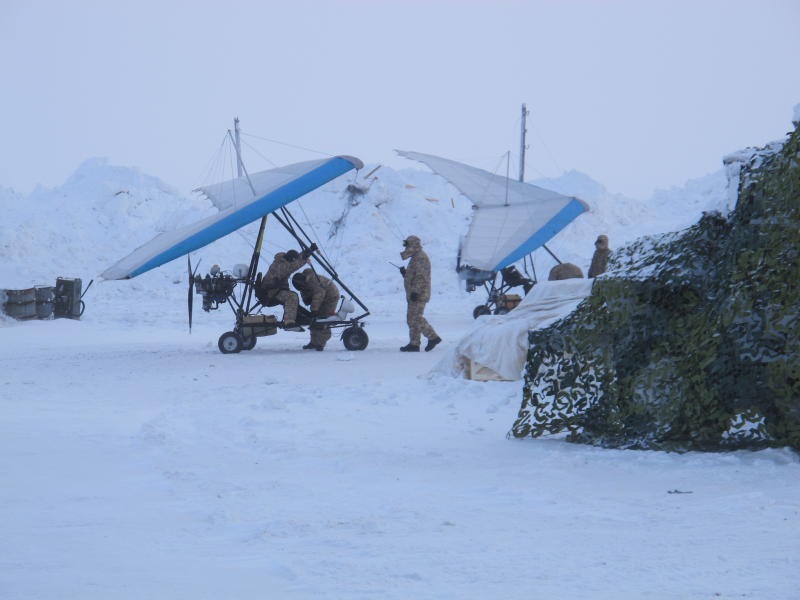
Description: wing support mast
xmin=519 ymin=104 xmax=560 ymax=268
xmin=229 ymin=122 xmax=268 ymax=317
xmin=228 ymin=119 xmax=369 ymax=319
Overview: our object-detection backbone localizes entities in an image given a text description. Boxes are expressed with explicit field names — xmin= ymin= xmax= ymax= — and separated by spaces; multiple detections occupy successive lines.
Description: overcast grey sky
xmin=1 ymin=0 xmax=798 ymax=199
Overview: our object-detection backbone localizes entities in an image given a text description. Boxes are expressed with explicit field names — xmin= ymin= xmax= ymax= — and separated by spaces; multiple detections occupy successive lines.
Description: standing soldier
xmin=292 ymin=268 xmax=340 ymax=351
xmin=588 ymin=234 xmax=611 ymax=278
xmin=399 ymin=235 xmax=441 ymax=352
xmin=258 ymin=244 xmax=316 ymax=331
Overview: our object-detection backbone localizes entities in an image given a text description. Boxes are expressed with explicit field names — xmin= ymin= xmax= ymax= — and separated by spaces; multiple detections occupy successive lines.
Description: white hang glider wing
xmin=101 ymin=156 xmax=363 ymax=280
xmin=396 ymin=150 xmax=588 ymax=272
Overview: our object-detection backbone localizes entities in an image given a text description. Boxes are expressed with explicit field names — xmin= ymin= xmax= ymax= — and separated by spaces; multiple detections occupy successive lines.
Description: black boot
xmin=425 ymin=336 xmax=442 ymax=352
xmin=302 ymin=343 xmax=317 ymax=350
xmin=400 ymin=343 xmax=420 ymax=352
xmin=284 ymin=322 xmax=305 ymax=332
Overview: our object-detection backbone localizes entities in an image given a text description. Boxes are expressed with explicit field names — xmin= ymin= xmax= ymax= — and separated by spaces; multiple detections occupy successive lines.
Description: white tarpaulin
xmin=431 ymin=278 xmax=595 ymax=381
xmin=396 ymin=150 xmax=588 ymax=272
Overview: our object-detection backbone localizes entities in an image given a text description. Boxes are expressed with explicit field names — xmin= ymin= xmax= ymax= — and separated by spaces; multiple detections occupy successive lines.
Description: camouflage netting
xmin=512 ymin=122 xmax=800 ymax=451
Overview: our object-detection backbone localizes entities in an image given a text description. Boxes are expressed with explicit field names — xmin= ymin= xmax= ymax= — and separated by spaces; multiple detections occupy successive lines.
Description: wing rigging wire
xmin=488 ymin=151 xmax=514 ymax=271
xmin=236 ymin=128 xmax=360 ymax=270
xmin=195 ymin=132 xmax=230 ymax=189
xmin=239 ymin=132 xmax=334 ymax=157
xmin=227 ymin=137 xmax=239 ymax=208
xmin=194 ymin=133 xmax=280 ymax=272
xmin=201 ymin=128 xmax=367 ymax=274
xmin=240 ymin=138 xmax=277 ymax=168
xmin=190 ymin=133 xmax=233 ymax=266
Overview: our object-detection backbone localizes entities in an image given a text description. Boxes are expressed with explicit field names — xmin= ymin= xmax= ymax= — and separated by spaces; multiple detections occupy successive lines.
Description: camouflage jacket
xmin=261 ymin=252 xmax=308 ymax=294
xmin=298 ymin=269 xmax=340 ymax=313
xmin=589 ymin=248 xmax=611 ymax=278
xmin=588 ymin=235 xmax=611 ymax=278
xmin=403 ymin=249 xmax=431 ymax=303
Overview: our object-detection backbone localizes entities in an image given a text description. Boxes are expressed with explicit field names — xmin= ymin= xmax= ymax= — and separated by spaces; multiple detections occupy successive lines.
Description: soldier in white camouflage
xmin=259 ymin=245 xmax=316 ymax=331
xmin=399 ymin=235 xmax=441 ymax=352
xmin=292 ymin=268 xmax=340 ymax=351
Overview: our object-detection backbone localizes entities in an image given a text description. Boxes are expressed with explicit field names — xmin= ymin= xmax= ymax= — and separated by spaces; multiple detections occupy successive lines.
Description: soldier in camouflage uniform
xmin=399 ymin=235 xmax=441 ymax=352
xmin=259 ymin=245 xmax=316 ymax=330
xmin=292 ymin=268 xmax=340 ymax=351
xmin=588 ymin=234 xmax=611 ymax=278
xmin=547 ymin=262 xmax=584 ymax=281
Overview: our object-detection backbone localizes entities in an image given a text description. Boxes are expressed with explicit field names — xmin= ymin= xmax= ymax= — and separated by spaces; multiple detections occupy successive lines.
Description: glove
xmin=399 ymin=266 xmax=406 ymax=277
xmin=410 ymin=292 xmax=419 ymax=302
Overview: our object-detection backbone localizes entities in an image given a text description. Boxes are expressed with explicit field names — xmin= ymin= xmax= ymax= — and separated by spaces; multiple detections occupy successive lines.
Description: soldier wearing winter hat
xmin=588 ymin=234 xmax=611 ymax=278
xmin=292 ymin=268 xmax=340 ymax=351
xmin=258 ymin=245 xmax=316 ymax=331
xmin=398 ymin=235 xmax=441 ymax=352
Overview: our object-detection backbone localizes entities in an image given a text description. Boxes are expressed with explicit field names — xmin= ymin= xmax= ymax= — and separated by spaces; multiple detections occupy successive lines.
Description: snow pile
xmin=0 ymin=158 xmax=219 ymax=289
xmin=526 ymin=168 xmax=728 ymax=276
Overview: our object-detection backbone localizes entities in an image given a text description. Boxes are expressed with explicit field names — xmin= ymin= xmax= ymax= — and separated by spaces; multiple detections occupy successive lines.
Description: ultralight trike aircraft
xmin=102 ymin=121 xmax=369 ymax=353
xmin=396 ymin=150 xmax=589 ymax=318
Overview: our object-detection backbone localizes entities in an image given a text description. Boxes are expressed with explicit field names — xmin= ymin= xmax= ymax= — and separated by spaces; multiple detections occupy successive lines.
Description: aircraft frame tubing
xmin=270 ymin=207 xmax=370 ymax=318
xmin=215 ymin=205 xmax=369 ymax=338
xmin=220 ymin=280 xmax=365 ymax=335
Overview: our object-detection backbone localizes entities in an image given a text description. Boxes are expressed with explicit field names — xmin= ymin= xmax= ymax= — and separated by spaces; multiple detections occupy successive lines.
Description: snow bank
xmin=527 ymin=168 xmax=729 ymax=277
xmin=0 ymin=158 xmax=218 ymax=288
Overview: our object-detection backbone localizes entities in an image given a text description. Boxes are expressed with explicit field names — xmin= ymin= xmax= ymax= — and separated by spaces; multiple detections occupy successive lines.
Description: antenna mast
xmin=519 ymin=103 xmax=529 ymax=182
xmin=234 ymin=117 xmax=243 ymax=178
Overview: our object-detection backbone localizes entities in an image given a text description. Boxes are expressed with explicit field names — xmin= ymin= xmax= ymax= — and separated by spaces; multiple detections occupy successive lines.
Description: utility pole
xmin=519 ymin=103 xmax=529 ymax=182
xmin=234 ymin=117 xmax=243 ymax=178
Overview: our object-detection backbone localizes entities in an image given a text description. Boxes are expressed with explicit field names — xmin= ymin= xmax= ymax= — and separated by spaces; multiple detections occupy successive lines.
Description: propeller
xmin=188 ymin=255 xmax=194 ymax=332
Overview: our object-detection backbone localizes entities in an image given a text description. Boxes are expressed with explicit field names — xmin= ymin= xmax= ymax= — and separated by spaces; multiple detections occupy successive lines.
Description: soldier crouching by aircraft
xmin=259 ymin=244 xmax=317 ymax=331
xmin=292 ymin=268 xmax=340 ymax=351
xmin=399 ymin=235 xmax=441 ymax=352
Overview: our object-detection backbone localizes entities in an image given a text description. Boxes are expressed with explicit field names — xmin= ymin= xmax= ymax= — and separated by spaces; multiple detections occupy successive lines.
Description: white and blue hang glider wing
xmin=101 ymin=155 xmax=363 ymax=280
xmin=396 ymin=150 xmax=588 ymax=272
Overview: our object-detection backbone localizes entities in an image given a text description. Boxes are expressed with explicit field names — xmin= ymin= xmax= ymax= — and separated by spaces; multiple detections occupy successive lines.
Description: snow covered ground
xmin=2 ymin=310 xmax=798 ymax=599
xmin=2 ymin=155 xmax=798 ymax=598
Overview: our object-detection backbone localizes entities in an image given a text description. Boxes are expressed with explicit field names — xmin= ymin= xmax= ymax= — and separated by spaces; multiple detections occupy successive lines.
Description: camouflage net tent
xmin=512 ymin=121 xmax=800 ymax=451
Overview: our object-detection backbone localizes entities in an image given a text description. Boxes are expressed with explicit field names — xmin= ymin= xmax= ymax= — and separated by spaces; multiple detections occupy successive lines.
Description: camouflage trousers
xmin=407 ymin=300 xmax=437 ymax=345
xmin=310 ymin=324 xmax=332 ymax=348
xmin=309 ymin=295 xmax=339 ymax=348
xmin=269 ymin=289 xmax=299 ymax=324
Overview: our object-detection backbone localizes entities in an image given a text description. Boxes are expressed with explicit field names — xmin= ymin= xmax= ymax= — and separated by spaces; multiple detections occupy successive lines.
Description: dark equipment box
xmin=2 ymin=287 xmax=37 ymax=320
xmin=54 ymin=277 xmax=83 ymax=319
